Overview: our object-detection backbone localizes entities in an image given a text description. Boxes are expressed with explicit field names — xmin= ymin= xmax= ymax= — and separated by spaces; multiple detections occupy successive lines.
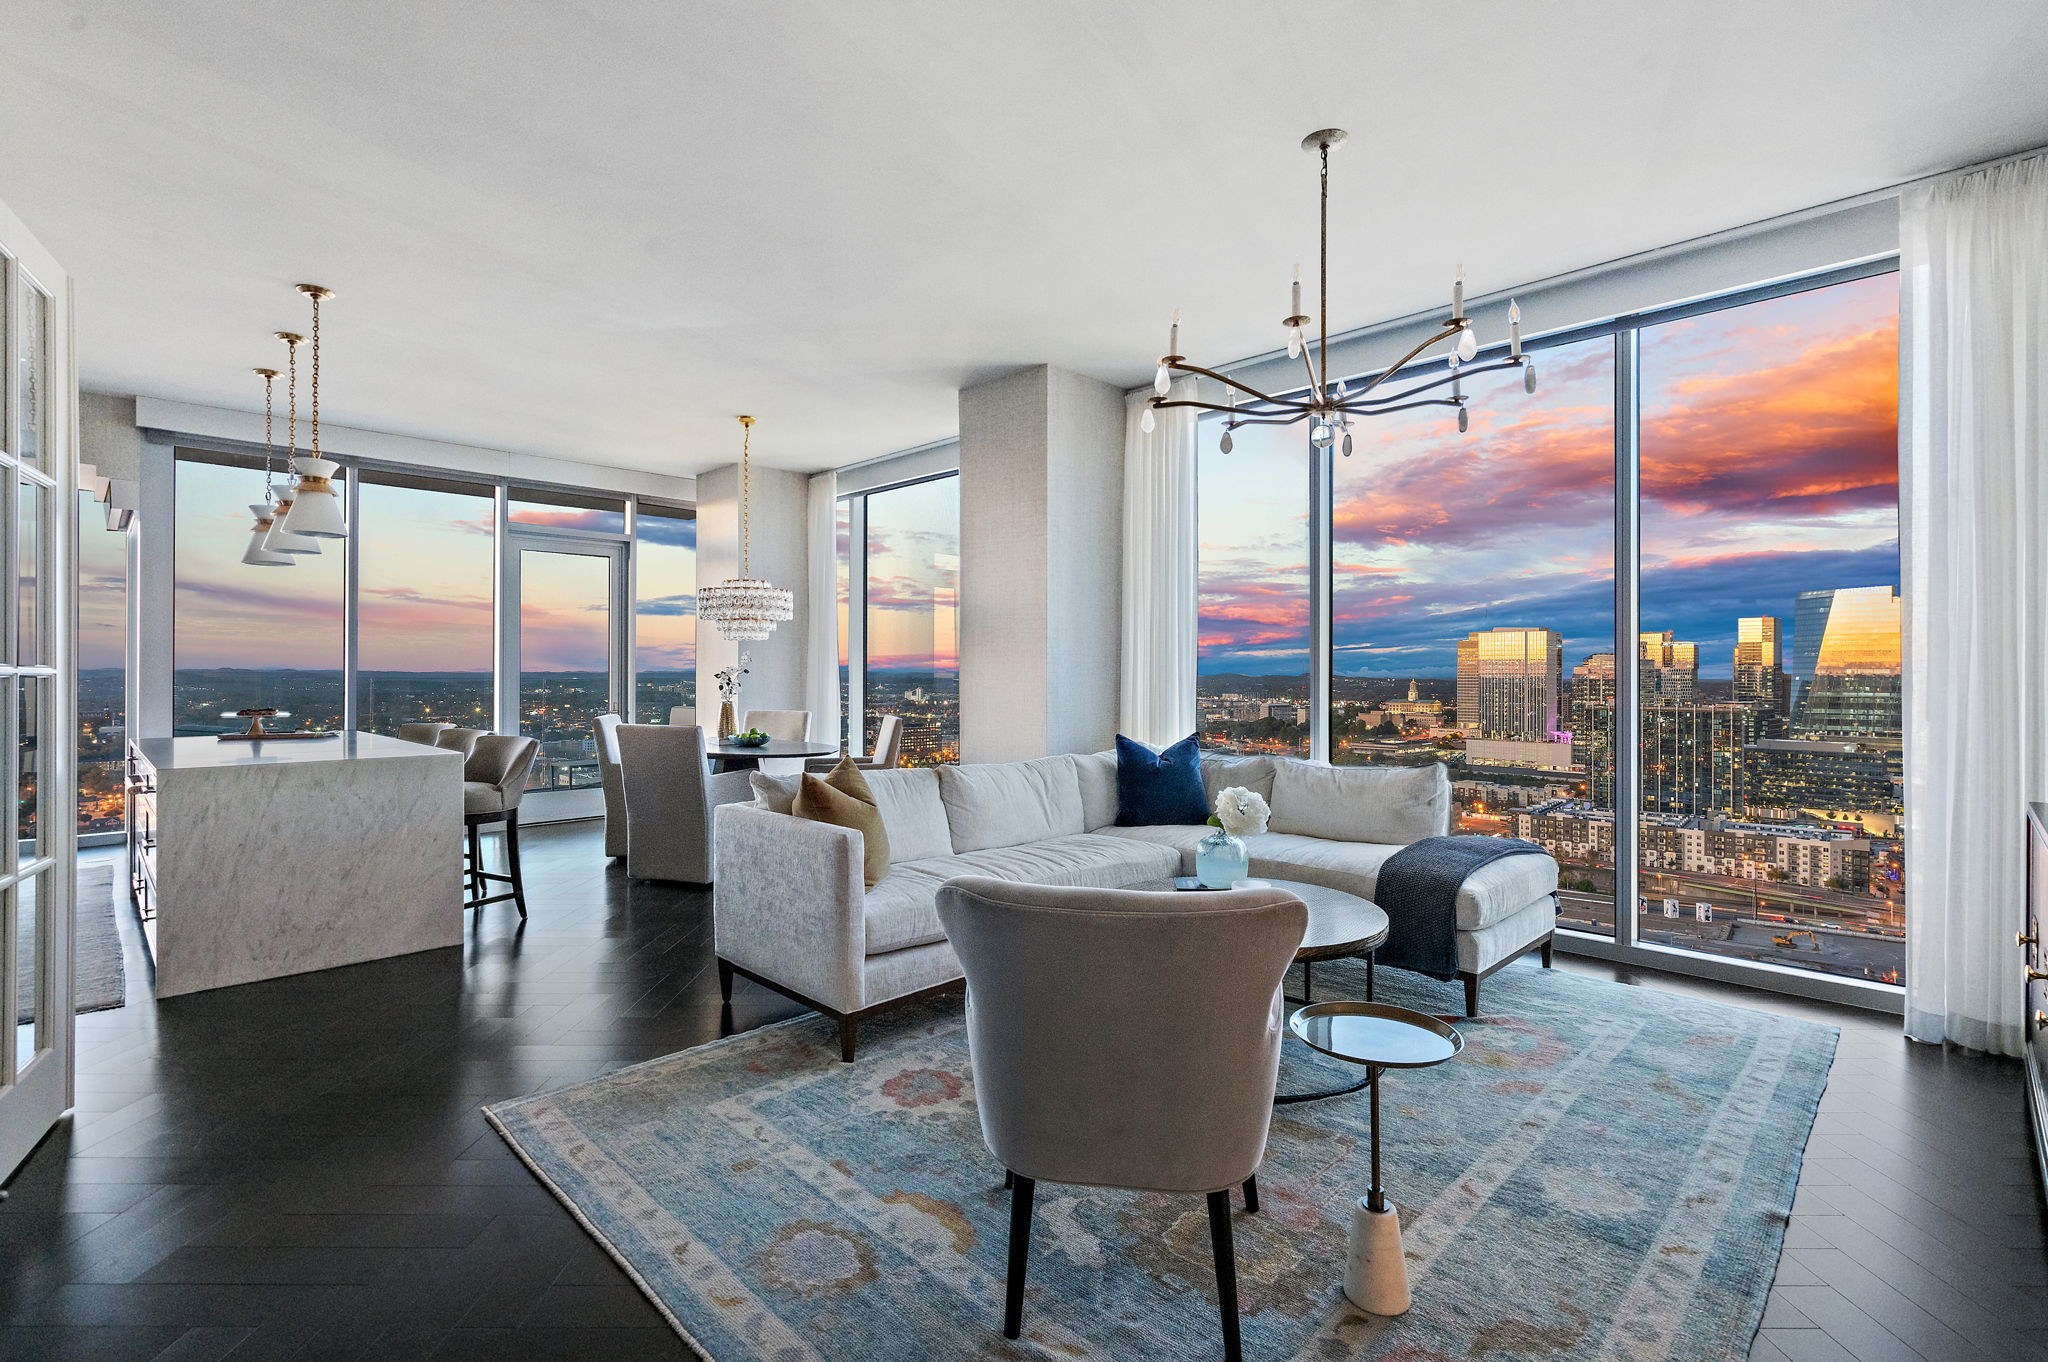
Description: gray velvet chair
xmin=667 ymin=705 xmax=697 ymax=728
xmin=436 ymin=726 xmax=490 ymax=760
xmin=615 ymin=723 xmax=753 ymax=883
xmin=463 ymin=735 xmax=540 ymax=917
xmin=806 ymin=713 xmax=904 ymax=773
xmin=741 ymin=708 xmax=810 ymax=741
xmin=594 ymin=713 xmax=627 ymax=858
xmin=935 ymin=876 xmax=1306 ymax=1362
xmin=397 ymin=721 xmax=452 ymax=746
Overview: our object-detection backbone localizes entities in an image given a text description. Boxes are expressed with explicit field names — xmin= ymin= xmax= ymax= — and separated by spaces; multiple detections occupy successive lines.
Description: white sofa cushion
xmin=1268 ymin=761 xmax=1449 ymax=844
xmin=862 ymin=866 xmax=954 ymax=955
xmin=938 ymin=755 xmax=1086 ymax=852
xmin=1456 ymin=894 xmax=1556 ymax=974
xmin=868 ymin=834 xmax=1178 ymax=957
xmin=752 ymin=767 xmax=954 ymax=864
xmin=1242 ymin=831 xmax=1553 ymax=930
xmin=1073 ymin=750 xmax=1119 ymax=831
xmin=1200 ymin=753 xmax=1277 ymax=805
xmin=1096 ymin=823 xmax=1211 ymax=871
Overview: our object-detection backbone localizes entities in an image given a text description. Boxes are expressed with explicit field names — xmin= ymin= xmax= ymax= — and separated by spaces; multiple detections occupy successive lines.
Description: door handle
xmin=2023 ymin=931 xmax=2041 ymax=948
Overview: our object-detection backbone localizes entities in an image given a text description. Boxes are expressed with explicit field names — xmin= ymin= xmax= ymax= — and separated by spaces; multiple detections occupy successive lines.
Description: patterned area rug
xmin=486 ymin=959 xmax=1836 ymax=1361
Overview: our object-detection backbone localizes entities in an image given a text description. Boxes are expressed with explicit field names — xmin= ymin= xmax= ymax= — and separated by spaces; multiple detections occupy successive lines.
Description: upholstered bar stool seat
xmin=462 ymin=735 xmax=539 ymax=916
xmin=594 ymin=713 xmax=627 ymax=858
xmin=398 ymin=721 xmax=453 ymax=746
xmin=437 ymin=726 xmax=490 ymax=760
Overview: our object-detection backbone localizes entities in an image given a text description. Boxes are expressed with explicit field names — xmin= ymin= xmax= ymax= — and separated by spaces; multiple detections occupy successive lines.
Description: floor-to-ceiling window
xmin=356 ymin=471 xmax=495 ymax=734
xmin=1635 ymin=272 xmax=1901 ymax=984
xmin=1196 ymin=418 xmax=1310 ymax=757
xmin=862 ymin=476 xmax=958 ymax=765
xmin=1333 ymin=335 xmax=1619 ymax=935
xmin=835 ymin=473 xmax=958 ymax=767
xmin=1192 ymin=263 xmax=1902 ymax=995
xmin=173 ymin=453 xmax=344 ymax=733
xmin=76 ymin=492 xmax=126 ymax=835
xmin=633 ymin=504 xmax=696 ymax=723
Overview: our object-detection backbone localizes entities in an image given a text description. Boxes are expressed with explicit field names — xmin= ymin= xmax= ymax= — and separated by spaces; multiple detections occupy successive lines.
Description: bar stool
xmin=463 ymin=735 xmax=539 ymax=916
xmin=398 ymin=721 xmax=452 ymax=745
xmin=437 ymin=727 xmax=490 ymax=760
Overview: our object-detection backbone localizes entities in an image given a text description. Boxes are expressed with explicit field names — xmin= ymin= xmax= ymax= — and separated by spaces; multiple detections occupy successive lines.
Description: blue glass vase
xmin=1196 ymin=828 xmax=1249 ymax=889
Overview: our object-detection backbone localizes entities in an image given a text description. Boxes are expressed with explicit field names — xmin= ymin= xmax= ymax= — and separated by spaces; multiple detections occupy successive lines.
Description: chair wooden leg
xmin=1242 ymin=1173 xmax=1259 ymax=1214
xmin=1003 ymin=1168 xmax=1014 ymax=1190
xmin=1540 ymin=936 xmax=1555 ymax=968
xmin=465 ymin=823 xmax=483 ymax=905
xmin=838 ymin=1015 xmax=858 ymax=1064
xmin=717 ymin=958 xmax=735 ymax=1003
xmin=1206 ymin=1189 xmax=1242 ymax=1362
xmin=1004 ymin=1175 xmax=1035 ymax=1340
xmin=505 ymin=811 xmax=527 ymax=919
xmin=1463 ymin=973 xmax=1481 ymax=1018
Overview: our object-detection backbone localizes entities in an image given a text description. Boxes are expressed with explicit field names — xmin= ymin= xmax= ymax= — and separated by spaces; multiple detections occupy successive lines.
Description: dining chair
xmin=805 ymin=713 xmax=904 ymax=773
xmin=397 ymin=721 xmax=452 ymax=746
xmin=668 ymin=705 xmax=697 ymax=728
xmin=463 ymin=735 xmax=540 ymax=917
xmin=935 ymin=876 xmax=1306 ymax=1362
xmin=594 ymin=714 xmax=627 ymax=858
xmin=436 ymin=726 xmax=490 ymax=760
xmin=741 ymin=709 xmax=810 ymax=741
xmin=615 ymin=723 xmax=753 ymax=883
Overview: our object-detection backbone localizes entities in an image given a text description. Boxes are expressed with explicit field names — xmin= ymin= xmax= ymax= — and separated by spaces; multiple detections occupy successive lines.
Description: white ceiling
xmin=2 ymin=0 xmax=2045 ymax=477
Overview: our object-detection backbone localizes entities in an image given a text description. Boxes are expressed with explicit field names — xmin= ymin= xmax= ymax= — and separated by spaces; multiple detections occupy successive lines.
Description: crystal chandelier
xmin=1144 ymin=129 xmax=1534 ymax=453
xmin=697 ymin=415 xmax=794 ymax=641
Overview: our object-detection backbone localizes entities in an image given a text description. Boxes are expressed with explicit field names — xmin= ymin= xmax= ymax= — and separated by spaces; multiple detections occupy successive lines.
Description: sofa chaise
xmin=713 ymin=750 xmax=1559 ymax=1060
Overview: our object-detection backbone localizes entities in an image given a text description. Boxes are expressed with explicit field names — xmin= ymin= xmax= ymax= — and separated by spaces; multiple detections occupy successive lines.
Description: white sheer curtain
xmin=1901 ymin=151 xmax=2048 ymax=1056
xmin=805 ymin=470 xmax=842 ymax=751
xmin=1119 ymin=379 xmax=1199 ymax=747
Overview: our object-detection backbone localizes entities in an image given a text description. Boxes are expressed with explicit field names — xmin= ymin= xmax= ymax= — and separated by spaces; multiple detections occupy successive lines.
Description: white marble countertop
xmin=133 ymin=732 xmax=461 ymax=771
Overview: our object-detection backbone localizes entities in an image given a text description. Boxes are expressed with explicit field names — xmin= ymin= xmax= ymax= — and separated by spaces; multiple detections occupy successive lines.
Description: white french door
xmin=499 ymin=532 xmax=626 ymax=821
xmin=0 ymin=196 xmax=77 ymax=1179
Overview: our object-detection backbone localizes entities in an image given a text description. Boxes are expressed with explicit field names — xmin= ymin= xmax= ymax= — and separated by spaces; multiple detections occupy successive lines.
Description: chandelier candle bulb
xmin=1140 ymin=405 xmax=1156 ymax=434
xmin=1509 ymin=299 xmax=1523 ymax=358
xmin=1453 ymin=264 xmax=1465 ymax=319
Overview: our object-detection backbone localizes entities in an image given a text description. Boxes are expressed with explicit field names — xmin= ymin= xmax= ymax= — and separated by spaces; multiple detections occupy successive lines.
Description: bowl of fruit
xmin=728 ymin=728 xmax=771 ymax=748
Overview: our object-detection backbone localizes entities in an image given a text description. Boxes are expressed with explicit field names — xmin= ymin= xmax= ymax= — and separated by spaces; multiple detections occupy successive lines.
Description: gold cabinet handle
xmin=2023 ymin=930 xmax=2041 ymax=948
xmin=2028 ymin=968 xmax=2048 ymax=985
xmin=2037 ymin=1009 xmax=2048 ymax=1032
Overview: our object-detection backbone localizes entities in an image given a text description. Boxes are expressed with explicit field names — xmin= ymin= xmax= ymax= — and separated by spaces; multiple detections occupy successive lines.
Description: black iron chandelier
xmin=1143 ymin=128 xmax=1535 ymax=454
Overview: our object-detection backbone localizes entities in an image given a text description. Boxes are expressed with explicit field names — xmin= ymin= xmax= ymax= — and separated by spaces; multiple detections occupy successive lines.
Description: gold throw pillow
xmin=793 ymin=756 xmax=891 ymax=889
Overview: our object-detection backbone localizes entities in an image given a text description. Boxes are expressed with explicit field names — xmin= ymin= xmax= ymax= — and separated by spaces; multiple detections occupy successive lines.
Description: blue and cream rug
xmin=486 ymin=959 xmax=1836 ymax=1361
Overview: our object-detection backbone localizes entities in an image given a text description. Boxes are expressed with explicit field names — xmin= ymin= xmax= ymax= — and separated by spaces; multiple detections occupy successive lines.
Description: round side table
xmin=1289 ymin=1001 xmax=1464 ymax=1316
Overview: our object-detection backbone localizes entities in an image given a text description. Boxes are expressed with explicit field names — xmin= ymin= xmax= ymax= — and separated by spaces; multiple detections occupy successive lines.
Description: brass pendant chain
xmin=261 ymin=370 xmax=277 ymax=502
xmin=740 ymin=418 xmax=753 ymax=578
xmin=285 ymin=335 xmax=300 ymax=478
xmin=309 ymin=291 xmax=322 ymax=460
xmin=1318 ymin=137 xmax=1330 ymax=398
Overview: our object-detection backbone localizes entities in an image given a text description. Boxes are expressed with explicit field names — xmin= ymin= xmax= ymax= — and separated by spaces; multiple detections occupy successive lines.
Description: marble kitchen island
xmin=127 ymin=732 xmax=465 ymax=998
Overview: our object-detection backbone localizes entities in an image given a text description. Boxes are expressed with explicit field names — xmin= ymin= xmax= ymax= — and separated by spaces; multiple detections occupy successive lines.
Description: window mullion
xmin=1614 ymin=329 xmax=1643 ymax=949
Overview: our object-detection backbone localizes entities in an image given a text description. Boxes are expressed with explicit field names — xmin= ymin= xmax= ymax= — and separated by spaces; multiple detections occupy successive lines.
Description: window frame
xmin=835 ymin=468 xmax=959 ymax=764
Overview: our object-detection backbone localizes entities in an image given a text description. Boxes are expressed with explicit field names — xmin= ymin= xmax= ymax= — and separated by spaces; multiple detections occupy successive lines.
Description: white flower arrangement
xmin=1212 ymin=785 xmax=1270 ymax=838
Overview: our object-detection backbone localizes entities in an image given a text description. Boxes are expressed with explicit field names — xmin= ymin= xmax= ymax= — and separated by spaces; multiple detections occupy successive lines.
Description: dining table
xmin=704 ymin=738 xmax=841 ymax=774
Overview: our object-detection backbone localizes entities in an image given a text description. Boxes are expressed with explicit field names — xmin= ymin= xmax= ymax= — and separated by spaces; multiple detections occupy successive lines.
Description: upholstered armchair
xmin=935 ymin=875 xmax=1306 ymax=1361
xmin=668 ymin=705 xmax=697 ymax=728
xmin=436 ymin=726 xmax=490 ymax=760
xmin=594 ymin=713 xmax=627 ymax=858
xmin=397 ymin=721 xmax=452 ymax=746
xmin=806 ymin=713 xmax=904 ymax=773
xmin=741 ymin=709 xmax=810 ymax=740
xmin=615 ymin=723 xmax=753 ymax=883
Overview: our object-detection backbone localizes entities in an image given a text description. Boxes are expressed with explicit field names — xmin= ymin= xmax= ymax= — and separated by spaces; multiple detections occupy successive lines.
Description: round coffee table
xmin=1138 ymin=878 xmax=1390 ymax=1103
xmin=1291 ymin=1001 xmax=1464 ymax=1316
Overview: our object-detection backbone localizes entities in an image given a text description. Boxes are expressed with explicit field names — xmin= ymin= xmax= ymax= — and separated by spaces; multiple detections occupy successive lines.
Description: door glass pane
xmin=863 ymin=477 xmax=958 ymax=766
xmin=17 ymin=678 xmax=39 ymax=857
xmin=519 ymin=549 xmax=611 ymax=791
xmin=79 ymin=491 xmax=128 ymax=834
xmin=13 ymin=874 xmax=40 ymax=1069
xmin=633 ymin=508 xmax=696 ymax=723
xmin=357 ymin=475 xmax=495 ymax=733
xmin=1333 ymin=336 xmax=1618 ymax=936
xmin=174 ymin=455 xmax=345 ymax=733
xmin=1638 ymin=273 xmax=1902 ymax=982
xmin=16 ymin=478 xmax=40 ymax=667
xmin=17 ymin=283 xmax=45 ymax=467
xmin=1198 ymin=421 xmax=1310 ymax=758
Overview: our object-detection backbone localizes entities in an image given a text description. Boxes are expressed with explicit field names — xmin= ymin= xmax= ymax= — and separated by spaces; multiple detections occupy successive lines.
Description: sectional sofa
xmin=713 ymin=750 xmax=1560 ymax=1060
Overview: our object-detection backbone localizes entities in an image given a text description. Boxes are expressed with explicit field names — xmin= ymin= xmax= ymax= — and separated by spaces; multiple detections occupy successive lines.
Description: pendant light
xmin=277 ymin=284 xmax=346 ymax=538
xmin=696 ymin=416 xmax=794 ymax=641
xmin=263 ymin=331 xmax=322 ymax=555
xmin=240 ymin=368 xmax=294 ymax=567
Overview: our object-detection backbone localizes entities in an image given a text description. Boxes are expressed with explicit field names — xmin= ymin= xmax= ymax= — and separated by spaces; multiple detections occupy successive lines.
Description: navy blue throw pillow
xmin=1115 ymin=733 xmax=1210 ymax=827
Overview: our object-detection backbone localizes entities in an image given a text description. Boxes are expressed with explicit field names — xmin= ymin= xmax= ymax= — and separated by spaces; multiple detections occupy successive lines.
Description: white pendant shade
xmin=263 ymin=496 xmax=323 ymax=554
xmin=278 ymin=457 xmax=346 ymax=537
xmin=242 ymin=505 xmax=295 ymax=567
xmin=698 ymin=578 xmax=794 ymax=641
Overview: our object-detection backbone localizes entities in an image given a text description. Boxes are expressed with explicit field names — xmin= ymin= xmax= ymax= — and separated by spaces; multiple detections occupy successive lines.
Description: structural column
xmin=957 ymin=365 xmax=1124 ymax=763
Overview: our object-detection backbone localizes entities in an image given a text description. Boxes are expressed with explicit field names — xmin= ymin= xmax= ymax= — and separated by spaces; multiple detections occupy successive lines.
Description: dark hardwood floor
xmin=0 ymin=823 xmax=2041 ymax=1361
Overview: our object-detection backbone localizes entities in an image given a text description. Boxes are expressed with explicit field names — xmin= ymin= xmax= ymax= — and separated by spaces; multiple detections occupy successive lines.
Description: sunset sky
xmin=172 ymin=470 xmax=696 ymax=675
xmin=853 ymin=476 xmax=958 ymax=673
xmin=1199 ymin=271 xmax=1900 ymax=680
